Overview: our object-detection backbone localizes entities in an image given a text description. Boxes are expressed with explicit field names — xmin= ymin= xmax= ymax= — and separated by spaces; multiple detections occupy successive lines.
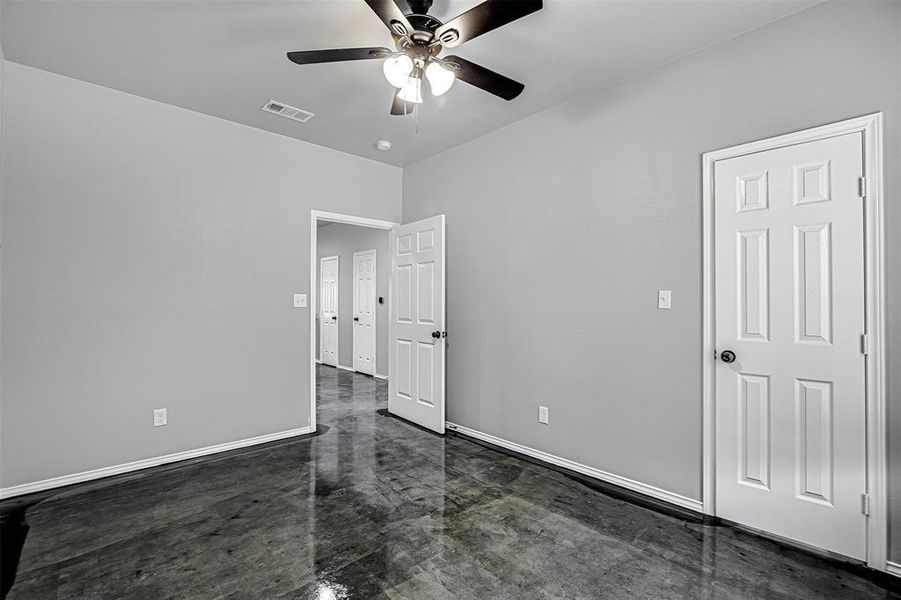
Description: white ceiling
xmin=1 ymin=0 xmax=819 ymax=166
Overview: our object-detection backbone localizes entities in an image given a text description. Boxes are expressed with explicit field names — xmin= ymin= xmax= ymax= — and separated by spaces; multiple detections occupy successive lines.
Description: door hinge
xmin=861 ymin=333 xmax=869 ymax=356
xmin=861 ymin=493 xmax=870 ymax=516
xmin=858 ymin=176 xmax=867 ymax=198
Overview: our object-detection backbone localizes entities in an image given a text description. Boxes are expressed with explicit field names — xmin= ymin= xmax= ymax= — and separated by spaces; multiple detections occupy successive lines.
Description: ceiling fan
xmin=286 ymin=0 xmax=543 ymax=115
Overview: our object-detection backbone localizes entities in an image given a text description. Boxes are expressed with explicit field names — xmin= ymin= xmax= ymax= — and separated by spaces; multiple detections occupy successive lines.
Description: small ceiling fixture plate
xmin=262 ymin=99 xmax=315 ymax=123
xmin=376 ymin=140 xmax=392 ymax=152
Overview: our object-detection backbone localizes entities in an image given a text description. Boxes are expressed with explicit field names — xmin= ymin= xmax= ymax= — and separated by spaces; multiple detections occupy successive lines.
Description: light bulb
xmin=397 ymin=77 xmax=423 ymax=104
xmin=383 ymin=55 xmax=413 ymax=88
xmin=425 ymin=62 xmax=455 ymax=96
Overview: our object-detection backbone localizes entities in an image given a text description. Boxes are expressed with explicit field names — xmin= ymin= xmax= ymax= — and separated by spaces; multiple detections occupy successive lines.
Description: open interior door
xmin=389 ymin=215 xmax=446 ymax=433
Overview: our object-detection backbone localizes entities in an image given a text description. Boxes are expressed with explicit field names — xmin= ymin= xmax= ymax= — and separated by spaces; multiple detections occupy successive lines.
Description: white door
xmin=353 ymin=249 xmax=377 ymax=376
xmin=319 ymin=255 xmax=339 ymax=367
xmin=714 ymin=132 xmax=866 ymax=559
xmin=389 ymin=215 xmax=446 ymax=433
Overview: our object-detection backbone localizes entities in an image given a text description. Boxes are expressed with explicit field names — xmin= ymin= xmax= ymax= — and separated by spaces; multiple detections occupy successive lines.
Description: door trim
xmin=352 ymin=248 xmax=377 ymax=376
xmin=310 ymin=210 xmax=399 ymax=432
xmin=318 ymin=254 xmax=339 ymax=367
xmin=701 ymin=113 xmax=887 ymax=570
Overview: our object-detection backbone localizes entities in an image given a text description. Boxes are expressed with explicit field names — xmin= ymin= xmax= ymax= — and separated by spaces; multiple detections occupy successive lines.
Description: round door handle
xmin=720 ymin=350 xmax=736 ymax=363
xmin=431 ymin=330 xmax=441 ymax=339
xmin=353 ymin=317 xmax=359 ymax=322
xmin=331 ymin=316 xmax=337 ymax=320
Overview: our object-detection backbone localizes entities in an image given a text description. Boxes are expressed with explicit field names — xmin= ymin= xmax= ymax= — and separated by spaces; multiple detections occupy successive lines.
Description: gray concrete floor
xmin=3 ymin=364 xmax=899 ymax=598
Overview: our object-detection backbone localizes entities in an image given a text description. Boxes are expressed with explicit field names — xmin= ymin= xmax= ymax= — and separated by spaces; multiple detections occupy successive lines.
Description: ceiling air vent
xmin=261 ymin=99 xmax=315 ymax=123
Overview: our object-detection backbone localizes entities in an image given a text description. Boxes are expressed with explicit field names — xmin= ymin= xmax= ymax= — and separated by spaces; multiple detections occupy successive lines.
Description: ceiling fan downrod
xmin=406 ymin=0 xmax=434 ymax=16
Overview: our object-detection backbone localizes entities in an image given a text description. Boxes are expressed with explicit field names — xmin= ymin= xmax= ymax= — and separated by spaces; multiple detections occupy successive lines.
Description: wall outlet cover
xmin=153 ymin=408 xmax=167 ymax=427
xmin=538 ymin=406 xmax=549 ymax=424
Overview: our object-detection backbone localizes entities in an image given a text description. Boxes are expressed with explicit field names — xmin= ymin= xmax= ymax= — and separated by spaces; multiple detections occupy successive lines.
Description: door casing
xmin=310 ymin=211 xmax=399 ymax=432
xmin=701 ymin=113 xmax=887 ymax=570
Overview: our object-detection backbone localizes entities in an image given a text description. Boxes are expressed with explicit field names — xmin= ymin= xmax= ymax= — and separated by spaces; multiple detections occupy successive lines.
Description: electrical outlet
xmin=538 ymin=406 xmax=549 ymax=424
xmin=153 ymin=408 xmax=167 ymax=427
xmin=293 ymin=293 xmax=307 ymax=308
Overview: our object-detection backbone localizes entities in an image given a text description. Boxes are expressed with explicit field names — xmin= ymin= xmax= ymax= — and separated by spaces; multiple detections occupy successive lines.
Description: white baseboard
xmin=445 ymin=422 xmax=703 ymax=513
xmin=335 ymin=363 xmax=385 ymax=380
xmin=0 ymin=426 xmax=313 ymax=500
xmin=887 ymin=561 xmax=901 ymax=577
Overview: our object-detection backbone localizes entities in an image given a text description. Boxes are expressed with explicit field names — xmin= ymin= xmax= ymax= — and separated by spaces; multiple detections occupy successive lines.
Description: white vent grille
xmin=262 ymin=99 xmax=315 ymax=123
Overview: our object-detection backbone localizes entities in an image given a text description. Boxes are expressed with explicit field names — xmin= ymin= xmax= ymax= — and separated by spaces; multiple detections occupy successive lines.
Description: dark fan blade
xmin=363 ymin=0 xmax=416 ymax=38
xmin=287 ymin=47 xmax=391 ymax=65
xmin=435 ymin=0 xmax=542 ymax=49
xmin=390 ymin=89 xmax=414 ymax=115
xmin=444 ymin=55 xmax=524 ymax=100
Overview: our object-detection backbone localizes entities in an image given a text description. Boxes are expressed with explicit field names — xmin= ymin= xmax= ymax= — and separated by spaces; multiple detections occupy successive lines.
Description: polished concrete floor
xmin=2 ymin=365 xmax=899 ymax=598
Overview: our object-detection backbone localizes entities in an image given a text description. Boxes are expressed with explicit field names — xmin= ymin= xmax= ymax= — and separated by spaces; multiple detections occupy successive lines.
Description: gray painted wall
xmin=316 ymin=223 xmax=390 ymax=376
xmin=404 ymin=1 xmax=900 ymax=558
xmin=0 ymin=62 xmax=401 ymax=488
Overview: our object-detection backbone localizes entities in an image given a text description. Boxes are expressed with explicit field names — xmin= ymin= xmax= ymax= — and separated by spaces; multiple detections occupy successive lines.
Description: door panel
xmin=714 ymin=132 xmax=865 ymax=559
xmin=319 ymin=256 xmax=339 ymax=367
xmin=388 ymin=215 xmax=445 ymax=433
xmin=353 ymin=249 xmax=377 ymax=376
xmin=738 ymin=373 xmax=770 ymax=490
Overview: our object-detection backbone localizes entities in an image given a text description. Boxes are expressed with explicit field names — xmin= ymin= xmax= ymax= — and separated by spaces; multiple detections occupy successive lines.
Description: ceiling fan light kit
xmin=398 ymin=74 xmax=423 ymax=104
xmin=425 ymin=61 xmax=455 ymax=96
xmin=286 ymin=0 xmax=543 ymax=115
xmin=383 ymin=54 xmax=414 ymax=88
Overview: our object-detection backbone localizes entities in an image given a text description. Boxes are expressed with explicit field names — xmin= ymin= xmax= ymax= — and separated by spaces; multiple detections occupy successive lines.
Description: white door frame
xmin=352 ymin=248 xmax=378 ymax=376
xmin=701 ymin=113 xmax=887 ymax=570
xmin=310 ymin=210 xmax=399 ymax=432
xmin=318 ymin=254 xmax=340 ymax=367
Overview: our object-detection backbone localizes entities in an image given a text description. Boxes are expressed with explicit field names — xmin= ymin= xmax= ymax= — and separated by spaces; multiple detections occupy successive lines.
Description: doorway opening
xmin=309 ymin=210 xmax=447 ymax=436
xmin=310 ymin=211 xmax=398 ymax=431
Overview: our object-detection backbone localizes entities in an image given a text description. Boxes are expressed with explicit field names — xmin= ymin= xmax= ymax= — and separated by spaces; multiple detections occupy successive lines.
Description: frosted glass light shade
xmin=383 ymin=55 xmax=413 ymax=88
xmin=425 ymin=62 xmax=455 ymax=96
xmin=397 ymin=77 xmax=423 ymax=104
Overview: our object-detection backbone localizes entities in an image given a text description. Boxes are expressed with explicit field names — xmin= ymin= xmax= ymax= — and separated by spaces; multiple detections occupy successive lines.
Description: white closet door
xmin=714 ymin=133 xmax=866 ymax=559
xmin=319 ymin=255 xmax=339 ymax=367
xmin=353 ymin=249 xmax=377 ymax=376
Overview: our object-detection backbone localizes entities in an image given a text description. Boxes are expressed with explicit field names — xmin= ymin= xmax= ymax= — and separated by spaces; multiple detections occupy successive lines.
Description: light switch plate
xmin=658 ymin=290 xmax=672 ymax=310
xmin=538 ymin=406 xmax=549 ymax=424
xmin=153 ymin=408 xmax=167 ymax=427
xmin=293 ymin=293 xmax=307 ymax=308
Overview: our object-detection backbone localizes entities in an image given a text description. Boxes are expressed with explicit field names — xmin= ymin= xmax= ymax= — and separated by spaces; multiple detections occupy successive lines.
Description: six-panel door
xmin=319 ymin=255 xmax=339 ymax=367
xmin=353 ymin=249 xmax=377 ymax=376
xmin=714 ymin=133 xmax=866 ymax=559
xmin=388 ymin=215 xmax=446 ymax=434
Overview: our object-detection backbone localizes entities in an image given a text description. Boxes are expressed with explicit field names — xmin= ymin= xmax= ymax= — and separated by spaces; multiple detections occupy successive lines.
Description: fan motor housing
xmin=405 ymin=14 xmax=443 ymax=41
